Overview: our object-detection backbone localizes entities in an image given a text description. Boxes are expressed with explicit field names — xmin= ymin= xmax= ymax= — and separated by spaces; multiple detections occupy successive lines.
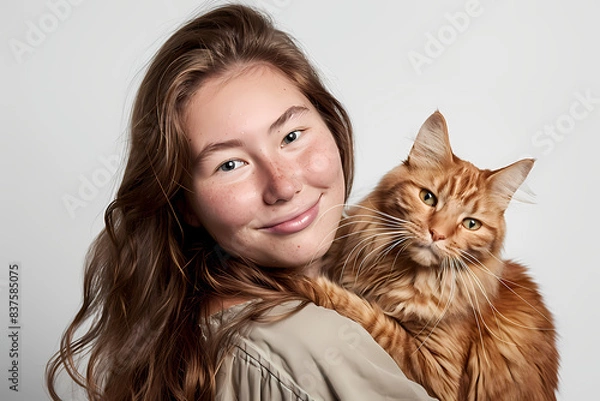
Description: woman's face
xmin=184 ymin=64 xmax=345 ymax=271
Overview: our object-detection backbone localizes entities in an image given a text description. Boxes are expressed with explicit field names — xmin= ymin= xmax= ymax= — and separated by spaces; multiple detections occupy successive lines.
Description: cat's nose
xmin=430 ymin=228 xmax=446 ymax=241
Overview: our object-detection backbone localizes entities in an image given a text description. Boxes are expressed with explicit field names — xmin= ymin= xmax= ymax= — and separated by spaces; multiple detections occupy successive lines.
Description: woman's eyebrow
xmin=194 ymin=139 xmax=243 ymax=165
xmin=268 ymin=105 xmax=309 ymax=134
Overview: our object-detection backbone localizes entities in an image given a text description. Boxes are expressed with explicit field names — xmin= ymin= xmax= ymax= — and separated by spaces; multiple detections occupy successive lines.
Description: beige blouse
xmin=212 ymin=301 xmax=437 ymax=400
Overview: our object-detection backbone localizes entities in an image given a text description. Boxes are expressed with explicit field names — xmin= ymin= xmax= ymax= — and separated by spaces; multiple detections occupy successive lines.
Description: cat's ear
xmin=487 ymin=158 xmax=535 ymax=209
xmin=407 ymin=110 xmax=454 ymax=168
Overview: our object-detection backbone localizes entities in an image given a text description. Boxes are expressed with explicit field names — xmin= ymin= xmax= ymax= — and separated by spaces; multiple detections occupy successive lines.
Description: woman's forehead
xmin=184 ymin=64 xmax=314 ymax=141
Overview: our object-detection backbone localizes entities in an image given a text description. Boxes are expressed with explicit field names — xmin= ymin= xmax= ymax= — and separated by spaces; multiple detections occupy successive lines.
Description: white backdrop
xmin=1 ymin=0 xmax=598 ymax=399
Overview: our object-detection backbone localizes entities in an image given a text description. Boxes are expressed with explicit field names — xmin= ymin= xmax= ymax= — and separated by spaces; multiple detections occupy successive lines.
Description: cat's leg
xmin=308 ymin=276 xmax=460 ymax=401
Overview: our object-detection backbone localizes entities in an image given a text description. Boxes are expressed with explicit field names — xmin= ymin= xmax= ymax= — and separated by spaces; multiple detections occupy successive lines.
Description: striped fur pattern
xmin=315 ymin=111 xmax=559 ymax=400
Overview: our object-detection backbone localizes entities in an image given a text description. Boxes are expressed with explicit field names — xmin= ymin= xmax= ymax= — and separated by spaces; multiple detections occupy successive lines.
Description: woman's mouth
xmin=261 ymin=197 xmax=321 ymax=235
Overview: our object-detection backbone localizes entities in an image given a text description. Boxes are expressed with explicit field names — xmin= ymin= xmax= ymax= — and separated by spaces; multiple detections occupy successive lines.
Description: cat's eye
xmin=419 ymin=189 xmax=438 ymax=207
xmin=462 ymin=218 xmax=482 ymax=230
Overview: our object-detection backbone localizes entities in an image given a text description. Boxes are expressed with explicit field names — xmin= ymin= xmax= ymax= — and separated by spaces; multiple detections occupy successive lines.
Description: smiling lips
xmin=261 ymin=197 xmax=321 ymax=235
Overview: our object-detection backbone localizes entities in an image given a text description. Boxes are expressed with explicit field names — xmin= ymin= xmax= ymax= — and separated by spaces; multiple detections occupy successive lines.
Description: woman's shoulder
xmin=211 ymin=299 xmax=363 ymax=341
xmin=216 ymin=334 xmax=315 ymax=400
xmin=214 ymin=300 xmax=339 ymax=401
xmin=248 ymin=301 xmax=372 ymax=353
xmin=215 ymin=300 xmax=367 ymax=365
xmin=218 ymin=301 xmax=437 ymax=400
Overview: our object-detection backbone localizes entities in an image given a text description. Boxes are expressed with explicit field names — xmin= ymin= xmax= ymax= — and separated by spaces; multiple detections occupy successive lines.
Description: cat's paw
xmin=312 ymin=276 xmax=381 ymax=323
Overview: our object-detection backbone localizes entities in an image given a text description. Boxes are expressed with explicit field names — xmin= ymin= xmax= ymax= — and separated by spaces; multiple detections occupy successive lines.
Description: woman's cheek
xmin=196 ymin=183 xmax=257 ymax=229
xmin=303 ymin=140 xmax=343 ymax=185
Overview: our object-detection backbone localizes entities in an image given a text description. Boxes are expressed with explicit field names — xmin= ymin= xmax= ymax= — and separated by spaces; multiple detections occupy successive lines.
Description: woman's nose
xmin=262 ymin=160 xmax=302 ymax=205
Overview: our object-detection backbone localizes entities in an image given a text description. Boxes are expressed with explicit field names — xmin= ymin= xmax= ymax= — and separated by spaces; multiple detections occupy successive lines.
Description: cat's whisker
xmin=308 ymin=204 xmax=410 ymax=268
xmin=459 ymin=250 xmax=555 ymax=329
xmin=356 ymin=235 xmax=413 ymax=278
xmin=412 ymin=258 xmax=456 ymax=354
xmin=336 ymin=225 xmax=410 ymax=241
xmin=313 ymin=213 xmax=403 ymax=281
xmin=455 ymin=257 xmax=496 ymax=310
xmin=341 ymin=231 xmax=412 ymax=285
xmin=377 ymin=238 xmax=407 ymax=270
xmin=456 ymin=258 xmax=523 ymax=347
xmin=333 ymin=217 xmax=411 ymax=244
xmin=338 ymin=223 xmax=408 ymax=271
xmin=347 ymin=205 xmax=410 ymax=226
xmin=380 ymin=238 xmax=415 ymax=288
xmin=335 ymin=211 xmax=411 ymax=280
xmin=454 ymin=261 xmax=485 ymax=348
xmin=345 ymin=215 xmax=408 ymax=229
xmin=465 ymin=251 xmax=554 ymax=330
xmin=482 ymin=250 xmax=547 ymax=291
xmin=307 ymin=203 xmax=354 ymax=269
xmin=334 ymin=221 xmax=406 ymax=242
xmin=338 ymin=225 xmax=411 ymax=240
xmin=454 ymin=260 xmax=491 ymax=365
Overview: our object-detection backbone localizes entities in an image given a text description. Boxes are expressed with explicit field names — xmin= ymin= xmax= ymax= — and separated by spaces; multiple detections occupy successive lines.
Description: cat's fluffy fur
xmin=312 ymin=111 xmax=559 ymax=400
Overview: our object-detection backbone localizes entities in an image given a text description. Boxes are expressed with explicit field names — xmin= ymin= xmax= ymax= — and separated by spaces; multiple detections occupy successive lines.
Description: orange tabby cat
xmin=311 ymin=111 xmax=559 ymax=400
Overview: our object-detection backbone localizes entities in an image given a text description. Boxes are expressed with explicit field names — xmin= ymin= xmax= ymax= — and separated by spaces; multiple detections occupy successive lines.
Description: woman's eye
xmin=282 ymin=130 xmax=302 ymax=145
xmin=462 ymin=218 xmax=482 ymax=230
xmin=218 ymin=160 xmax=245 ymax=172
xmin=419 ymin=189 xmax=438 ymax=207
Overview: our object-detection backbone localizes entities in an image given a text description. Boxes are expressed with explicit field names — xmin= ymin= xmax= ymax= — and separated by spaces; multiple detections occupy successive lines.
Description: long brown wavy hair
xmin=46 ymin=4 xmax=354 ymax=401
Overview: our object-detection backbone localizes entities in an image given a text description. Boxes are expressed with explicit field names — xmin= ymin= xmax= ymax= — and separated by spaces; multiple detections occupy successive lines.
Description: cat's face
xmin=381 ymin=161 xmax=505 ymax=268
xmin=371 ymin=111 xmax=533 ymax=270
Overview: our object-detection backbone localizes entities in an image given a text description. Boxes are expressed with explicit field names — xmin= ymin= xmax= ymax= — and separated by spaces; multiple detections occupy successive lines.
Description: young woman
xmin=46 ymin=4 xmax=435 ymax=400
